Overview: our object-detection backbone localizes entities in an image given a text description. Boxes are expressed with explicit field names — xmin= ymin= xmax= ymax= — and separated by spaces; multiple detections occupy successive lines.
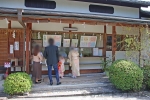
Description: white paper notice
xmin=43 ymin=35 xmax=62 ymax=47
xmin=93 ymin=48 xmax=99 ymax=56
xmin=98 ymin=49 xmax=103 ymax=56
xmin=24 ymin=42 xmax=26 ymax=51
xmin=71 ymin=39 xmax=78 ymax=47
xmin=63 ymin=39 xmax=70 ymax=47
xmin=14 ymin=41 xmax=19 ymax=50
xmin=10 ymin=45 xmax=13 ymax=54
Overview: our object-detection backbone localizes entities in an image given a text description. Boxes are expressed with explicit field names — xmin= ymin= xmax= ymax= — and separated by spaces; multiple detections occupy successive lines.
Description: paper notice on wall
xmin=71 ymin=39 xmax=78 ymax=47
xmin=80 ymin=36 xmax=97 ymax=47
xmin=43 ymin=35 xmax=62 ymax=47
xmin=10 ymin=45 xmax=13 ymax=54
xmin=14 ymin=41 xmax=19 ymax=50
xmin=29 ymin=42 xmax=30 ymax=51
xmin=93 ymin=48 xmax=99 ymax=56
xmin=63 ymin=39 xmax=70 ymax=47
xmin=25 ymin=42 xmax=26 ymax=51
xmin=25 ymin=42 xmax=30 ymax=51
xmin=98 ymin=49 xmax=103 ymax=56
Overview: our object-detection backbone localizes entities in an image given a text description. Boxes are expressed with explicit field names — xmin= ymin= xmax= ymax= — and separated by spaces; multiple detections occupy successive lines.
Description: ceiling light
xmin=63 ymin=27 xmax=78 ymax=31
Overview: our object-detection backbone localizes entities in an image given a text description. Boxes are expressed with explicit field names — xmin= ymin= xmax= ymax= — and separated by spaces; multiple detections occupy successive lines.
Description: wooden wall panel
xmin=0 ymin=29 xmax=24 ymax=67
xmin=0 ymin=32 xmax=8 ymax=66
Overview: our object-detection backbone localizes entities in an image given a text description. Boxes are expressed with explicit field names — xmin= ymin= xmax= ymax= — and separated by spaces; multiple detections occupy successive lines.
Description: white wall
xmin=0 ymin=0 xmax=139 ymax=18
xmin=0 ymin=20 xmax=8 ymax=28
xmin=32 ymin=22 xmax=68 ymax=31
xmin=11 ymin=21 xmax=23 ymax=28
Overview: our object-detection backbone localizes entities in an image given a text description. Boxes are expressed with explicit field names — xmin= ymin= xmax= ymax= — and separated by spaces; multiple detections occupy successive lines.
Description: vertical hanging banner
xmin=63 ymin=39 xmax=70 ymax=47
xmin=14 ymin=41 xmax=19 ymax=50
xmin=10 ymin=45 xmax=14 ymax=54
xmin=25 ymin=42 xmax=30 ymax=51
xmin=25 ymin=42 xmax=26 ymax=51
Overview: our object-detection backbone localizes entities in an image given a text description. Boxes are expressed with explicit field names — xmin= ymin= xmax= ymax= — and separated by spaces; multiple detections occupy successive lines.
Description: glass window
xmin=106 ymin=35 xmax=112 ymax=50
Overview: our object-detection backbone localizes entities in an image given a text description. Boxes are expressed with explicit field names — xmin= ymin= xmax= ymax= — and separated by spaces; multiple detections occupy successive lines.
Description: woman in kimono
xmin=58 ymin=48 xmax=67 ymax=78
xmin=68 ymin=48 xmax=80 ymax=78
xmin=58 ymin=56 xmax=65 ymax=78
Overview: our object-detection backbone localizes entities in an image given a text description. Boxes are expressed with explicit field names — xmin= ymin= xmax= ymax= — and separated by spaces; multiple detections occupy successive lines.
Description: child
xmin=58 ymin=56 xmax=65 ymax=78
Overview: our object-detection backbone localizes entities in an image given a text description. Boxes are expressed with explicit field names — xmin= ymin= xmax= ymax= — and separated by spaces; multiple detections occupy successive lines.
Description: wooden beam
xmin=112 ymin=26 xmax=117 ymax=62
xmin=0 ymin=16 xmax=149 ymax=27
xmin=26 ymin=23 xmax=32 ymax=74
xmin=17 ymin=9 xmax=26 ymax=28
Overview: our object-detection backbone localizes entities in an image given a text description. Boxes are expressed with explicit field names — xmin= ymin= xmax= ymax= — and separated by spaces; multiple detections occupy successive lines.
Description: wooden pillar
xmin=103 ymin=25 xmax=107 ymax=61
xmin=8 ymin=21 xmax=11 ymax=74
xmin=139 ymin=28 xmax=141 ymax=66
xmin=8 ymin=21 xmax=11 ymax=29
xmin=69 ymin=24 xmax=72 ymax=73
xmin=112 ymin=26 xmax=117 ymax=62
xmin=26 ymin=23 xmax=32 ymax=74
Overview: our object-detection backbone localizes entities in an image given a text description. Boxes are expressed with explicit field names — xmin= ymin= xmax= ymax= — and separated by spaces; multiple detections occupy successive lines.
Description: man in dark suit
xmin=44 ymin=38 xmax=61 ymax=85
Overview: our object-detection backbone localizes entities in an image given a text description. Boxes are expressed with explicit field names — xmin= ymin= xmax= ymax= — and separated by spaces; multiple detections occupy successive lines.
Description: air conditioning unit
xmin=63 ymin=27 xmax=78 ymax=31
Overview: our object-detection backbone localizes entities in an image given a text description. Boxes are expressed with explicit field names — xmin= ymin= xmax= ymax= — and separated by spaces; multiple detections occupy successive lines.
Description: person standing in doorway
xmin=43 ymin=38 xmax=61 ymax=85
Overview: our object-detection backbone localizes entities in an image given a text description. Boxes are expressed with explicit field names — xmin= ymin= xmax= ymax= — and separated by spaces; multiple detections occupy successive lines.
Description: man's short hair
xmin=48 ymin=38 xmax=54 ymax=45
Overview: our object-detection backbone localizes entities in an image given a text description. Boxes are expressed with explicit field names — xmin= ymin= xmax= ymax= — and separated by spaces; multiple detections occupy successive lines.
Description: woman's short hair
xmin=48 ymin=38 xmax=54 ymax=45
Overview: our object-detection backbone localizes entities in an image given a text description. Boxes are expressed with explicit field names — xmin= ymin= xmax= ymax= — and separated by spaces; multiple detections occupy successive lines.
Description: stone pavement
xmin=8 ymin=94 xmax=150 ymax=100
xmin=1 ymin=73 xmax=150 ymax=100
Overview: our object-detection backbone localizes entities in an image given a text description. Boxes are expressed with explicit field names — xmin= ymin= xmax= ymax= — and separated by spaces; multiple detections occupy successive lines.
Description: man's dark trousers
xmin=48 ymin=64 xmax=59 ymax=83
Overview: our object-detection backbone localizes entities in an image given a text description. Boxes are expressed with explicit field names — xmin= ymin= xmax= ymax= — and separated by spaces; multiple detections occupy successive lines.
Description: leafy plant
xmin=101 ymin=59 xmax=112 ymax=71
xmin=141 ymin=65 xmax=150 ymax=90
xmin=109 ymin=59 xmax=143 ymax=91
xmin=3 ymin=72 xmax=32 ymax=95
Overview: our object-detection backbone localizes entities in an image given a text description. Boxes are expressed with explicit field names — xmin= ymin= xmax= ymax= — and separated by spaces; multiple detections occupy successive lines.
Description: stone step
xmin=0 ymin=83 xmax=121 ymax=98
xmin=26 ymin=82 xmax=121 ymax=98
xmin=32 ymin=82 xmax=112 ymax=91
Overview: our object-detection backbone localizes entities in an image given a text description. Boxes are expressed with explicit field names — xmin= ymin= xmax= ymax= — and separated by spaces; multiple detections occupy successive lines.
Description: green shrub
xmin=3 ymin=72 xmax=32 ymax=95
xmin=109 ymin=59 xmax=143 ymax=91
xmin=142 ymin=66 xmax=150 ymax=89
